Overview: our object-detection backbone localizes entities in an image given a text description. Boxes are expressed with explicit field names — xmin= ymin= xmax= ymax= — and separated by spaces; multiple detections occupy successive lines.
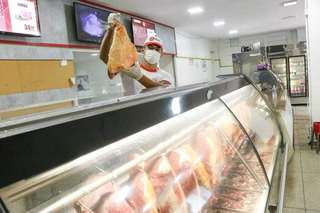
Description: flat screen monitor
xmin=74 ymin=2 xmax=111 ymax=44
xmin=132 ymin=18 xmax=156 ymax=47
xmin=0 ymin=0 xmax=40 ymax=36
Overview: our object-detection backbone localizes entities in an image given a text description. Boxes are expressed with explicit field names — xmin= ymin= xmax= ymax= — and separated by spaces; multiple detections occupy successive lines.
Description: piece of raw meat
xmin=179 ymin=144 xmax=212 ymax=191
xmin=108 ymin=23 xmax=138 ymax=79
xmin=74 ymin=173 xmax=118 ymax=213
xmin=191 ymin=131 xmax=226 ymax=187
xmin=145 ymin=156 xmax=188 ymax=213
xmin=127 ymin=170 xmax=157 ymax=213
xmin=167 ymin=149 xmax=201 ymax=197
xmin=85 ymin=191 xmax=135 ymax=213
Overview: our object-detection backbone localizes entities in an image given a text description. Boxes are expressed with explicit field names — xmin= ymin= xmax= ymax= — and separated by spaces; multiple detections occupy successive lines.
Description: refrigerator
xmin=288 ymin=55 xmax=307 ymax=98
xmin=267 ymin=43 xmax=308 ymax=101
xmin=0 ymin=77 xmax=290 ymax=213
xmin=270 ymin=57 xmax=288 ymax=89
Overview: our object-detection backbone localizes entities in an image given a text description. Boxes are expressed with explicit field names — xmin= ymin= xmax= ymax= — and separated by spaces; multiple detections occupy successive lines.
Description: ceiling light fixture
xmin=214 ymin=21 xmax=225 ymax=26
xmin=188 ymin=7 xmax=203 ymax=14
xmin=283 ymin=1 xmax=297 ymax=7
xmin=229 ymin=30 xmax=238 ymax=34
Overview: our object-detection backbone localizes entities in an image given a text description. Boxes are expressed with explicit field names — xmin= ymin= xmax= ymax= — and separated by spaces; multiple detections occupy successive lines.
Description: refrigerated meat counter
xmin=0 ymin=76 xmax=290 ymax=213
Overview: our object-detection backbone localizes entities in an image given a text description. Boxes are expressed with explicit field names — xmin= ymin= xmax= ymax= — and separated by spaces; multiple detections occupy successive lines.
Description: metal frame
xmin=277 ymin=143 xmax=289 ymax=213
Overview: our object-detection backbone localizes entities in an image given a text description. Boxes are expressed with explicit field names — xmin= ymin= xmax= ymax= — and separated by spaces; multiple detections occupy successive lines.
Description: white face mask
xmin=144 ymin=49 xmax=161 ymax=64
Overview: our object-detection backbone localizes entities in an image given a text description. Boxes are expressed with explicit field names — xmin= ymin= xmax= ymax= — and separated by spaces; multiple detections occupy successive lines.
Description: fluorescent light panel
xmin=283 ymin=1 xmax=297 ymax=7
xmin=188 ymin=7 xmax=203 ymax=14
xmin=214 ymin=21 xmax=225 ymax=26
xmin=229 ymin=30 xmax=238 ymax=34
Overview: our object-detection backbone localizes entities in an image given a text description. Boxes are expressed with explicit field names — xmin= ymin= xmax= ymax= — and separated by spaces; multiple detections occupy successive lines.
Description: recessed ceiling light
xmin=229 ymin=30 xmax=238 ymax=34
xmin=188 ymin=7 xmax=203 ymax=14
xmin=283 ymin=1 xmax=297 ymax=7
xmin=283 ymin=16 xmax=296 ymax=20
xmin=214 ymin=21 xmax=225 ymax=26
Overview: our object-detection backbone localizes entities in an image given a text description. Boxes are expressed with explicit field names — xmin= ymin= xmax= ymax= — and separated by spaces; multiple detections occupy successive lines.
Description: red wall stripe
xmin=0 ymin=39 xmax=100 ymax=49
xmin=0 ymin=39 xmax=176 ymax=55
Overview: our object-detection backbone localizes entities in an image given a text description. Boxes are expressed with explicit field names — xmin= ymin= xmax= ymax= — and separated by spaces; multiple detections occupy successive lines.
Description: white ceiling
xmin=90 ymin=0 xmax=305 ymax=39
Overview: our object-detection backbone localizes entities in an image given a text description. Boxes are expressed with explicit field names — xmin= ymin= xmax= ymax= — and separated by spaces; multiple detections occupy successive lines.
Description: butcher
xmin=100 ymin=13 xmax=174 ymax=93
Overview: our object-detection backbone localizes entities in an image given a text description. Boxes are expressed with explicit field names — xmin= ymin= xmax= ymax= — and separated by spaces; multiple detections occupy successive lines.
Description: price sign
xmin=0 ymin=0 xmax=40 ymax=36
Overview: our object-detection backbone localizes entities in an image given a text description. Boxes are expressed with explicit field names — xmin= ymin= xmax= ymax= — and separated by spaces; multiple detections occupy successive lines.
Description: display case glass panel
xmin=0 ymin=91 xmax=272 ymax=213
xmin=270 ymin=58 xmax=288 ymax=89
xmin=220 ymin=84 xmax=281 ymax=181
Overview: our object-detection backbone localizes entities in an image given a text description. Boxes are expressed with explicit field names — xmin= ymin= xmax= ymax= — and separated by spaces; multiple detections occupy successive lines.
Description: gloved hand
xmin=122 ymin=62 xmax=143 ymax=80
xmin=107 ymin=13 xmax=120 ymax=30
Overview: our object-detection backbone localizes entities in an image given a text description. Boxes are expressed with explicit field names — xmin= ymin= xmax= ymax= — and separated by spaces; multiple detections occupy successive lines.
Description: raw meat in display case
xmin=191 ymin=130 xmax=227 ymax=187
xmin=144 ymin=156 xmax=188 ymax=213
xmin=126 ymin=170 xmax=157 ymax=213
xmin=178 ymin=144 xmax=212 ymax=191
xmin=0 ymin=77 xmax=285 ymax=213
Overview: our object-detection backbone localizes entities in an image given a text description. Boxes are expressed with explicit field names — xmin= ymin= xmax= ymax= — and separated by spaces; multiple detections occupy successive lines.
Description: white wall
xmin=174 ymin=30 xmax=220 ymax=86
xmin=306 ymin=0 xmax=320 ymax=122
xmin=216 ymin=30 xmax=299 ymax=74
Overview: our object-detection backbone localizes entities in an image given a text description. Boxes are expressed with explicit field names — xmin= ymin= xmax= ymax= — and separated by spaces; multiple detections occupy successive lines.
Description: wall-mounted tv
xmin=0 ymin=0 xmax=40 ymax=36
xmin=132 ymin=18 xmax=156 ymax=47
xmin=74 ymin=2 xmax=111 ymax=44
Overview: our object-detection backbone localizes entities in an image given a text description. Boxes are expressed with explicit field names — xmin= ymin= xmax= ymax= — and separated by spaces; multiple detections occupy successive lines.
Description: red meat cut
xmin=145 ymin=156 xmax=189 ymax=213
xmin=166 ymin=149 xmax=200 ymax=197
xmin=127 ymin=170 xmax=157 ymax=213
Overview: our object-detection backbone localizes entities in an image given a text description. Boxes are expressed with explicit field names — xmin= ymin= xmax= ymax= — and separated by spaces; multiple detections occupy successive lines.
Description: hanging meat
xmin=126 ymin=170 xmax=157 ymax=213
xmin=191 ymin=131 xmax=226 ymax=187
xmin=145 ymin=156 xmax=189 ymax=213
xmin=178 ymin=144 xmax=212 ymax=191
xmin=166 ymin=149 xmax=201 ymax=198
xmin=107 ymin=23 xmax=138 ymax=79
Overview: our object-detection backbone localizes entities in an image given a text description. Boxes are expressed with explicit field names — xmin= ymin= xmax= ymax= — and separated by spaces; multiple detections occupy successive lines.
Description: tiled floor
xmin=283 ymin=106 xmax=320 ymax=213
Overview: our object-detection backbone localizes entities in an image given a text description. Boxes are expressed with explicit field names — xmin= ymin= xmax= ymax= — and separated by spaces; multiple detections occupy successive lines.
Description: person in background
xmin=100 ymin=13 xmax=174 ymax=93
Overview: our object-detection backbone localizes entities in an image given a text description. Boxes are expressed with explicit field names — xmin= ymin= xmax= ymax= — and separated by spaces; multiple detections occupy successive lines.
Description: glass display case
xmin=270 ymin=58 xmax=288 ymax=89
xmin=0 ymin=77 xmax=286 ymax=213
xmin=288 ymin=55 xmax=307 ymax=98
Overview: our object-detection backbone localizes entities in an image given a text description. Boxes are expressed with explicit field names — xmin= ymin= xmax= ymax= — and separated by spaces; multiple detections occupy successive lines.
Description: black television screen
xmin=74 ymin=2 xmax=110 ymax=44
xmin=0 ymin=0 xmax=40 ymax=36
xmin=132 ymin=18 xmax=156 ymax=47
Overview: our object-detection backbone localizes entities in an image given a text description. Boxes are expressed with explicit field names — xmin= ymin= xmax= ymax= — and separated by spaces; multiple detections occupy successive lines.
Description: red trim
xmin=78 ymin=0 xmax=175 ymax=30
xmin=145 ymin=42 xmax=162 ymax=48
xmin=139 ymin=62 xmax=157 ymax=72
xmin=0 ymin=39 xmax=100 ymax=49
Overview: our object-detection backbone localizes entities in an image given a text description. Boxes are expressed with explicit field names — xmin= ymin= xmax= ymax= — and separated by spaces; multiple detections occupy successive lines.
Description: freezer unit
xmin=289 ymin=55 xmax=307 ymax=98
xmin=0 ymin=77 xmax=287 ymax=213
